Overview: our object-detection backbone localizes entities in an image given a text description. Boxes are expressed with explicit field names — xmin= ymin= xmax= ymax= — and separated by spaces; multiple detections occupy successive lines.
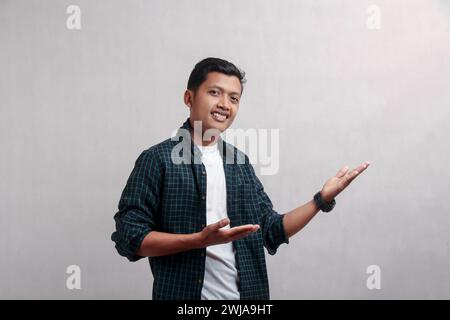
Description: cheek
xmin=228 ymin=112 xmax=237 ymax=123
xmin=193 ymin=102 xmax=211 ymax=116
xmin=203 ymin=99 xmax=216 ymax=112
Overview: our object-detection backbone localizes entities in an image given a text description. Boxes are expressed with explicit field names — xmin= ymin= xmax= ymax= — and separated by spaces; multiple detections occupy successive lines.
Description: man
xmin=111 ymin=57 xmax=370 ymax=300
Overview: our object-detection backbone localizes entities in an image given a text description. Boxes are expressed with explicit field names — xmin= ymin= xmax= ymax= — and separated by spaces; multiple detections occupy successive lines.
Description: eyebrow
xmin=207 ymin=85 xmax=241 ymax=97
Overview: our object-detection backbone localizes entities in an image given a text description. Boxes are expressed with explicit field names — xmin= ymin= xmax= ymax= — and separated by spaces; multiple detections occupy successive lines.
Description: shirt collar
xmin=180 ymin=117 xmax=225 ymax=147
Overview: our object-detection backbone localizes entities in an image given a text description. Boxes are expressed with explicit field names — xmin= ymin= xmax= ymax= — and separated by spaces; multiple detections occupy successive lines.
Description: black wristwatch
xmin=313 ymin=191 xmax=336 ymax=212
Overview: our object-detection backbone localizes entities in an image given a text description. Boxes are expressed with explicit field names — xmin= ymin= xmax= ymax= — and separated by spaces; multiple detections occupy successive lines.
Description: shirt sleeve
xmin=246 ymin=158 xmax=289 ymax=255
xmin=111 ymin=149 xmax=163 ymax=262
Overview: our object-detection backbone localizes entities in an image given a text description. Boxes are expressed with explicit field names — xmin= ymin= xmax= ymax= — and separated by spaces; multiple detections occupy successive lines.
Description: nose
xmin=218 ymin=96 xmax=230 ymax=111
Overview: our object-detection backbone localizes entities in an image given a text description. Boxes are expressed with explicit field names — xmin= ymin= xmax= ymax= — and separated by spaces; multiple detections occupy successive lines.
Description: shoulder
xmin=135 ymin=138 xmax=176 ymax=167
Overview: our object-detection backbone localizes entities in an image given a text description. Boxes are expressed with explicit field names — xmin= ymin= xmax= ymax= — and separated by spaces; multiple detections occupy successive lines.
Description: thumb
xmin=206 ymin=218 xmax=229 ymax=233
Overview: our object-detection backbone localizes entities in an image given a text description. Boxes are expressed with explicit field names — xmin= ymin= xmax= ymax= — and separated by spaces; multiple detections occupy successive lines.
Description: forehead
xmin=201 ymin=72 xmax=242 ymax=95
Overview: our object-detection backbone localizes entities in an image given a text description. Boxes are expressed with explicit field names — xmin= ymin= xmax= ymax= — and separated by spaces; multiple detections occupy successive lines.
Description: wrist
xmin=320 ymin=191 xmax=334 ymax=204
xmin=189 ymin=232 xmax=203 ymax=249
xmin=314 ymin=191 xmax=336 ymax=213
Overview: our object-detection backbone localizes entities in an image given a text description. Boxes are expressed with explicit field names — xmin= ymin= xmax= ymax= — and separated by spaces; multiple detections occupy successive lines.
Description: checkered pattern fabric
xmin=111 ymin=118 xmax=289 ymax=299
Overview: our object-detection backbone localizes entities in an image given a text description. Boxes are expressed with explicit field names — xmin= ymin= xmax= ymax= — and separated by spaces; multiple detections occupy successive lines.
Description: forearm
xmin=282 ymin=199 xmax=320 ymax=239
xmin=136 ymin=231 xmax=200 ymax=258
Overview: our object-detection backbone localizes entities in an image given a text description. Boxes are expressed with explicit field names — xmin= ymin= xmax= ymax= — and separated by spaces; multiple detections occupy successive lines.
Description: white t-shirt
xmin=197 ymin=143 xmax=240 ymax=300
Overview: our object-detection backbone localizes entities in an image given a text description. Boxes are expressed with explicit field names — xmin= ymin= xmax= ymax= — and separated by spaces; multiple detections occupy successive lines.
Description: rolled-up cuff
xmin=112 ymin=228 xmax=152 ymax=262
xmin=265 ymin=213 xmax=289 ymax=255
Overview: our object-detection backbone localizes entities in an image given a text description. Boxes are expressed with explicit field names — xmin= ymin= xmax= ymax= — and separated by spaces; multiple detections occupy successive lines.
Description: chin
xmin=205 ymin=121 xmax=228 ymax=134
xmin=205 ymin=117 xmax=225 ymax=129
xmin=208 ymin=124 xmax=226 ymax=133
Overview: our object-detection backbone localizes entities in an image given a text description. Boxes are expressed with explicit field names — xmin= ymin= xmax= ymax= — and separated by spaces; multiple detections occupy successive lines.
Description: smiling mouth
xmin=211 ymin=112 xmax=228 ymax=122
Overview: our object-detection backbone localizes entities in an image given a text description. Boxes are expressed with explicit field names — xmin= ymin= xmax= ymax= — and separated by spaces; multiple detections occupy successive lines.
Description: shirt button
xmin=201 ymin=194 xmax=206 ymax=200
xmin=198 ymin=279 xmax=202 ymax=284
xmin=202 ymin=171 xmax=206 ymax=175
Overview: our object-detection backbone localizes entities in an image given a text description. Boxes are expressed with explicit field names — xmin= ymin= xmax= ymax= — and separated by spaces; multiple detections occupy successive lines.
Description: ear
xmin=184 ymin=90 xmax=193 ymax=108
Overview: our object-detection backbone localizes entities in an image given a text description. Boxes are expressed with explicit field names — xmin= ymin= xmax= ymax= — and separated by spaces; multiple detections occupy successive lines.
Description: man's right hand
xmin=195 ymin=218 xmax=260 ymax=248
xmin=136 ymin=218 xmax=260 ymax=258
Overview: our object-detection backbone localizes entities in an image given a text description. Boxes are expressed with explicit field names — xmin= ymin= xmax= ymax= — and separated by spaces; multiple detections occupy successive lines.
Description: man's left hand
xmin=320 ymin=161 xmax=371 ymax=203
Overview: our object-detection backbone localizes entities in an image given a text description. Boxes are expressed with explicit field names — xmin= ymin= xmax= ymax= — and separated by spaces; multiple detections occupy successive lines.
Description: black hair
xmin=187 ymin=57 xmax=246 ymax=94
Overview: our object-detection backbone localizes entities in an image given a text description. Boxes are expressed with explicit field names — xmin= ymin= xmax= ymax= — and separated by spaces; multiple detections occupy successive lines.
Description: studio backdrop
xmin=1 ymin=0 xmax=450 ymax=299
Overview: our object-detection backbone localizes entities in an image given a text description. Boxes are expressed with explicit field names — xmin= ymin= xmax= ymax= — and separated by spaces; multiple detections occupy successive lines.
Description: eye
xmin=209 ymin=90 xmax=219 ymax=96
xmin=231 ymin=96 xmax=239 ymax=104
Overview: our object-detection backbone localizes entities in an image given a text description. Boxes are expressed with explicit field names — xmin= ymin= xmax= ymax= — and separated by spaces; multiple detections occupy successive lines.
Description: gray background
xmin=1 ymin=0 xmax=449 ymax=299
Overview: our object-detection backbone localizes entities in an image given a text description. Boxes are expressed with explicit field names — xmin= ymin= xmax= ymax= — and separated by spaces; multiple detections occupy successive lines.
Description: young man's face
xmin=184 ymin=71 xmax=242 ymax=143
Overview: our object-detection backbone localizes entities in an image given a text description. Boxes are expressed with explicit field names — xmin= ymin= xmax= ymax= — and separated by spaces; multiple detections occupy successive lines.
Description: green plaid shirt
xmin=111 ymin=118 xmax=289 ymax=299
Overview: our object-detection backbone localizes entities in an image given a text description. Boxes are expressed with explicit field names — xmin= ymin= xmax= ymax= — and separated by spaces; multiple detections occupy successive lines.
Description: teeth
xmin=212 ymin=112 xmax=227 ymax=121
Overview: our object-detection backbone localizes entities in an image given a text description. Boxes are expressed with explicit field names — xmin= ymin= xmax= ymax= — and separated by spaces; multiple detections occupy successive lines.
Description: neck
xmin=191 ymin=129 xmax=218 ymax=146
xmin=188 ymin=118 xmax=221 ymax=146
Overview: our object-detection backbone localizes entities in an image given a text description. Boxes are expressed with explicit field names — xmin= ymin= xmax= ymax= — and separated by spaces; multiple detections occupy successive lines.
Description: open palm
xmin=320 ymin=161 xmax=370 ymax=202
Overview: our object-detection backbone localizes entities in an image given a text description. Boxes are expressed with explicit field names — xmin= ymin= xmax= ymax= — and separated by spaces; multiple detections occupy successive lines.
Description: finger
xmin=206 ymin=218 xmax=230 ymax=233
xmin=361 ymin=161 xmax=370 ymax=171
xmin=335 ymin=166 xmax=349 ymax=178
xmin=227 ymin=225 xmax=258 ymax=236
xmin=229 ymin=225 xmax=260 ymax=241
xmin=229 ymin=230 xmax=256 ymax=242
xmin=346 ymin=161 xmax=370 ymax=183
xmin=353 ymin=161 xmax=370 ymax=177
xmin=225 ymin=224 xmax=259 ymax=238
